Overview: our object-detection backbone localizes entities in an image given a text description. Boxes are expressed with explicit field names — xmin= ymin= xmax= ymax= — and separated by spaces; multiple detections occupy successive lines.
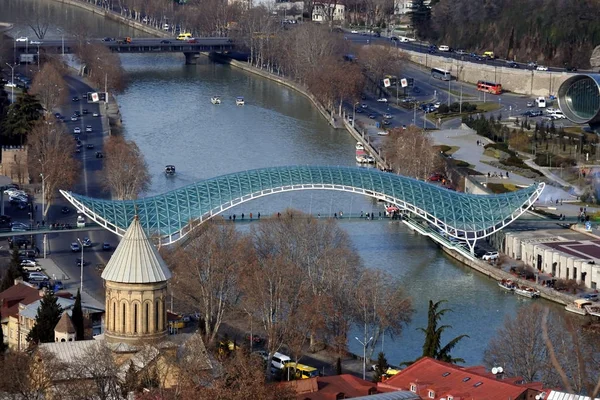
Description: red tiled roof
xmin=0 ymin=282 xmax=41 ymax=320
xmin=285 ymin=374 xmax=377 ymax=400
xmin=378 ymin=357 xmax=540 ymax=400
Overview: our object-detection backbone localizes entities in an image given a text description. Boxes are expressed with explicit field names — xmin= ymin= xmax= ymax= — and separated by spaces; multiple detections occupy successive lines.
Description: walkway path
xmin=429 ymin=127 xmax=575 ymax=202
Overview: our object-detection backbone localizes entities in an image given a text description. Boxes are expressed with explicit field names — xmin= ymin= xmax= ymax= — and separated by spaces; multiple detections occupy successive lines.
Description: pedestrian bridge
xmin=60 ymin=166 xmax=544 ymax=250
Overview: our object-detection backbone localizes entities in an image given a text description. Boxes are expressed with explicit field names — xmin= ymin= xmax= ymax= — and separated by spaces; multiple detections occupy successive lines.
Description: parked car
xmin=536 ymin=65 xmax=548 ymax=71
xmin=482 ymin=251 xmax=499 ymax=261
xmin=377 ymin=98 xmax=388 ymax=103
xmin=26 ymin=272 xmax=49 ymax=282
xmin=526 ymin=101 xmax=534 ymax=107
xmin=21 ymin=264 xmax=42 ymax=273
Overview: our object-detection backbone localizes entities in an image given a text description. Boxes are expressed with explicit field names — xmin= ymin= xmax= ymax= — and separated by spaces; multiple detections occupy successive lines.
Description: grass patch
xmin=428 ymin=102 xmax=503 ymax=122
xmin=486 ymin=183 xmax=519 ymax=194
xmin=434 ymin=145 xmax=460 ymax=155
xmin=563 ymin=126 xmax=585 ymax=135
xmin=476 ymin=102 xmax=503 ymax=112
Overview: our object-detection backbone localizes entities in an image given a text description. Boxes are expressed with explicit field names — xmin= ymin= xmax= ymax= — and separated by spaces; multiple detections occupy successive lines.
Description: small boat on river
xmin=211 ymin=96 xmax=221 ymax=104
xmin=165 ymin=165 xmax=176 ymax=176
xmin=236 ymin=96 xmax=245 ymax=106
xmin=514 ymin=285 xmax=540 ymax=299
xmin=565 ymin=299 xmax=593 ymax=316
xmin=585 ymin=304 xmax=600 ymax=317
xmin=498 ymin=279 xmax=516 ymax=292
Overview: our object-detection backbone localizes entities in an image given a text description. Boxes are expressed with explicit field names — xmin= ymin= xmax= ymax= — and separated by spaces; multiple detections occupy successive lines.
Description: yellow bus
xmin=292 ymin=363 xmax=319 ymax=379
xmin=483 ymin=51 xmax=495 ymax=59
xmin=177 ymin=32 xmax=192 ymax=40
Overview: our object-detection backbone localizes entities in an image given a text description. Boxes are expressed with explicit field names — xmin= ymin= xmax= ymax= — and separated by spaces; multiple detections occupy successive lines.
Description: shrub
xmin=464 ymin=102 xmax=477 ymax=112
xmin=449 ymin=102 xmax=460 ymax=113
xmin=437 ymin=104 xmax=450 ymax=114
xmin=453 ymin=160 xmax=469 ymax=167
xmin=439 ymin=145 xmax=451 ymax=153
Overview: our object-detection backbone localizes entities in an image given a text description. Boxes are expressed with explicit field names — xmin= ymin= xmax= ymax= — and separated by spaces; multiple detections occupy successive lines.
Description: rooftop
xmin=101 ymin=216 xmax=172 ymax=284
xmin=55 ymin=312 xmax=76 ymax=334
xmin=378 ymin=357 xmax=543 ymax=400
xmin=285 ymin=374 xmax=377 ymax=399
xmin=0 ymin=282 xmax=41 ymax=320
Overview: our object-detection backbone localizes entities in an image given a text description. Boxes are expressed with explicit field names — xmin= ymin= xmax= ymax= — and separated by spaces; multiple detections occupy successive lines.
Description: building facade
xmin=312 ymin=3 xmax=346 ymax=22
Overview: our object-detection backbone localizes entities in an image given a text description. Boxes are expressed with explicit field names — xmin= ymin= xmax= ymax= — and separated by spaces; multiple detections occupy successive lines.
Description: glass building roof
xmin=60 ymin=166 xmax=543 ymax=244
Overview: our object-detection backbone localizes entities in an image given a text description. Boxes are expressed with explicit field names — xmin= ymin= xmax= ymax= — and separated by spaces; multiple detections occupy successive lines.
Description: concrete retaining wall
xmin=399 ymin=47 xmax=570 ymax=97
xmin=49 ymin=0 xmax=168 ymax=37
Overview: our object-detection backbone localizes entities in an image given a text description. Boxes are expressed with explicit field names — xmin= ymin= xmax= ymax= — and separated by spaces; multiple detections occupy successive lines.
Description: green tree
xmin=2 ymin=93 xmax=42 ymax=145
xmin=26 ymin=290 xmax=62 ymax=346
xmin=71 ymin=289 xmax=85 ymax=340
xmin=373 ymin=352 xmax=388 ymax=383
xmin=410 ymin=0 xmax=432 ymax=39
xmin=0 ymin=248 xmax=23 ymax=292
xmin=419 ymin=300 xmax=469 ymax=364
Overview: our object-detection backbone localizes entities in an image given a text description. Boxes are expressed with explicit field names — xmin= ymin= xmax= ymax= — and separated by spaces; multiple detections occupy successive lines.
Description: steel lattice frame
xmin=60 ymin=166 xmax=544 ymax=247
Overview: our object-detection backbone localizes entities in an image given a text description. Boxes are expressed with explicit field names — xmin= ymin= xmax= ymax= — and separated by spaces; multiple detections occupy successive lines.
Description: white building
xmin=504 ymin=230 xmax=600 ymax=289
xmin=312 ymin=3 xmax=346 ymax=22
xmin=394 ymin=0 xmax=430 ymax=15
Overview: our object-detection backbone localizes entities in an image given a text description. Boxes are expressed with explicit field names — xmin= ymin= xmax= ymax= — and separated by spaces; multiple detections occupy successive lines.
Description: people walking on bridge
xmin=334 ymin=213 xmax=337 ymax=219
xmin=250 ymin=212 xmax=253 ymax=220
xmin=258 ymin=212 xmax=261 ymax=220
xmin=241 ymin=213 xmax=244 ymax=220
xmin=233 ymin=214 xmax=236 ymax=221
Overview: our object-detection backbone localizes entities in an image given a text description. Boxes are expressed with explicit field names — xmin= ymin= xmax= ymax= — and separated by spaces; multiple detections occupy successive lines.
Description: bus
xmin=431 ymin=68 xmax=451 ymax=81
xmin=476 ymin=80 xmax=502 ymax=95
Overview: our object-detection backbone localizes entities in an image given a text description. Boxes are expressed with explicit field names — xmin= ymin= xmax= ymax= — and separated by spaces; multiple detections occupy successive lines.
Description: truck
xmin=535 ymin=97 xmax=546 ymax=108
xmin=117 ymin=37 xmax=132 ymax=44
xmin=19 ymin=54 xmax=35 ymax=64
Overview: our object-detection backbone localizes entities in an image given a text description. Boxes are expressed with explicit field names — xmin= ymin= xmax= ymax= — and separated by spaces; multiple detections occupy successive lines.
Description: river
xmin=1 ymin=0 xmax=539 ymax=366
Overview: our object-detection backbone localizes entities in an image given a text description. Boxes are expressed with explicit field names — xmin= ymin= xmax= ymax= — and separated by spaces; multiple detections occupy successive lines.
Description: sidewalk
xmin=37 ymin=258 xmax=105 ymax=310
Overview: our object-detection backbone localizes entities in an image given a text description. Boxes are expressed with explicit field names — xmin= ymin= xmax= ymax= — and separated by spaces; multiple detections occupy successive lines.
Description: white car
xmin=350 ymin=30 xmax=358 ymax=34
xmin=15 ymin=37 xmax=28 ymax=42
xmin=549 ymin=113 xmax=566 ymax=119
xmin=536 ymin=65 xmax=548 ymax=71
xmin=74 ymin=127 xmax=81 ymax=134
xmin=482 ymin=251 xmax=499 ymax=261
xmin=526 ymin=101 xmax=534 ymax=107
xmin=361 ymin=103 xmax=368 ymax=109
xmin=377 ymin=98 xmax=388 ymax=103
xmin=434 ymin=102 xmax=441 ymax=109
xmin=85 ymin=125 xmax=93 ymax=132
xmin=71 ymin=116 xmax=78 ymax=122
xmin=383 ymin=113 xmax=392 ymax=119
xmin=93 ymin=112 xmax=99 ymax=117
xmin=5 ymin=82 xmax=16 ymax=88
xmin=377 ymin=130 xmax=389 ymax=136
xmin=21 ymin=264 xmax=42 ymax=272
xmin=30 ymin=40 xmax=42 ymax=45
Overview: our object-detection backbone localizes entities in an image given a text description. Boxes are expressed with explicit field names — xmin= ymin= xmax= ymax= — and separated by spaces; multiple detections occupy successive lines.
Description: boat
xmin=498 ymin=279 xmax=516 ymax=291
xmin=514 ymin=285 xmax=540 ymax=299
xmin=356 ymin=155 xmax=369 ymax=163
xmin=165 ymin=165 xmax=176 ymax=176
xmin=356 ymin=142 xmax=364 ymax=150
xmin=211 ymin=96 xmax=221 ymax=104
xmin=584 ymin=304 xmax=600 ymax=317
xmin=236 ymin=97 xmax=245 ymax=106
xmin=565 ymin=299 xmax=593 ymax=316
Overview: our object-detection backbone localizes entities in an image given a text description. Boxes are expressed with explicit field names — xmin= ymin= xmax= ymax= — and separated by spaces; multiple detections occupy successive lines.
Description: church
xmin=38 ymin=216 xmax=212 ymax=391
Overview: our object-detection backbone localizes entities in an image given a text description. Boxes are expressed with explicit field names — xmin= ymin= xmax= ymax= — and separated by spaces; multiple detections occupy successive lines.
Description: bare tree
xmin=384 ymin=126 xmax=439 ymax=179
xmin=103 ymin=135 xmax=151 ymax=200
xmin=0 ymin=350 xmax=65 ymax=400
xmin=24 ymin=1 xmax=51 ymax=39
xmin=169 ymin=221 xmax=249 ymax=345
xmin=74 ymin=43 xmax=127 ymax=93
xmin=352 ymin=268 xmax=413 ymax=361
xmin=71 ymin=342 xmax=121 ymax=400
xmin=30 ymin=62 xmax=68 ymax=113
xmin=358 ymin=45 xmax=406 ymax=87
xmin=27 ymin=120 xmax=79 ymax=218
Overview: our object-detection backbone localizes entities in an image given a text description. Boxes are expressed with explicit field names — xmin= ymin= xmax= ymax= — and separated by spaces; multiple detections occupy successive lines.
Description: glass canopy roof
xmin=60 ymin=166 xmax=543 ymax=244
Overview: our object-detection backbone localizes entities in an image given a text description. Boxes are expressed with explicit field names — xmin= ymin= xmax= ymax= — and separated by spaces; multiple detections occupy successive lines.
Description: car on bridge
xmin=30 ymin=40 xmax=42 ymax=45
xmin=102 ymin=37 xmax=115 ymax=42
xmin=160 ymin=40 xmax=171 ymax=44
xmin=15 ymin=37 xmax=28 ymax=42
xmin=11 ymin=222 xmax=28 ymax=232
xmin=177 ymin=33 xmax=192 ymax=40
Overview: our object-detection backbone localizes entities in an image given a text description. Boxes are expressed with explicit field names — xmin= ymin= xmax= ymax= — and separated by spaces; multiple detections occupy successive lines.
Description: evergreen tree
xmin=410 ymin=0 xmax=432 ymax=39
xmin=0 ymin=248 xmax=23 ymax=292
xmin=418 ymin=300 xmax=469 ymax=364
xmin=372 ymin=352 xmax=388 ymax=383
xmin=27 ymin=290 xmax=62 ymax=346
xmin=71 ymin=289 xmax=85 ymax=340
xmin=2 ymin=93 xmax=42 ymax=145
xmin=122 ymin=360 xmax=139 ymax=397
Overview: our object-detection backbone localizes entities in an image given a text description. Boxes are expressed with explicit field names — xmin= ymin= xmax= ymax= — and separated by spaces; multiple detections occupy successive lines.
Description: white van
xmin=535 ymin=97 xmax=546 ymax=108
xmin=76 ymin=215 xmax=86 ymax=228
xmin=438 ymin=45 xmax=450 ymax=52
xmin=271 ymin=352 xmax=291 ymax=370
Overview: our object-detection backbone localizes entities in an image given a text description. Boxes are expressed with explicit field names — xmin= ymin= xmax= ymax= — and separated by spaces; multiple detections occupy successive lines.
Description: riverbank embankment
xmin=210 ymin=53 xmax=389 ymax=168
xmin=49 ymin=0 xmax=168 ymax=38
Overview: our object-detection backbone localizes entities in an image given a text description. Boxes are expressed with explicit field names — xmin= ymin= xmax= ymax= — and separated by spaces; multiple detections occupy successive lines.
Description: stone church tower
xmin=101 ymin=216 xmax=172 ymax=345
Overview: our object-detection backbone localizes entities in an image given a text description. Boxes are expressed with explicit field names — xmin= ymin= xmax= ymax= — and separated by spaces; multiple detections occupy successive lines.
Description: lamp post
xmin=57 ymin=28 xmax=65 ymax=56
xmin=5 ymin=63 xmax=14 ymax=102
xmin=77 ymin=238 xmax=84 ymax=293
xmin=40 ymin=172 xmax=49 ymax=258
xmin=355 ymin=336 xmax=373 ymax=380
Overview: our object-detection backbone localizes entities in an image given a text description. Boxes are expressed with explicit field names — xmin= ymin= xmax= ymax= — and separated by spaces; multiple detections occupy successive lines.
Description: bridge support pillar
xmin=184 ymin=52 xmax=200 ymax=65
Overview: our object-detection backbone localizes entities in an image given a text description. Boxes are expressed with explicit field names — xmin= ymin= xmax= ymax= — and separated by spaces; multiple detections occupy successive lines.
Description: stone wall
xmin=398 ymin=47 xmax=571 ymax=97
xmin=0 ymin=146 xmax=29 ymax=185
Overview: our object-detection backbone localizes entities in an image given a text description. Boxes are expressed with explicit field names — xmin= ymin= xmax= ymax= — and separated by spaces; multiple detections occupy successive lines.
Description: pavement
xmin=428 ymin=127 xmax=577 ymax=203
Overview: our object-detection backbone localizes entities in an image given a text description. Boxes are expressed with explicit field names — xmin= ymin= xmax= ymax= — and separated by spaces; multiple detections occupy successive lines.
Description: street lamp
xmin=77 ymin=238 xmax=84 ymax=293
xmin=353 ymin=101 xmax=360 ymax=128
xmin=355 ymin=336 xmax=373 ymax=380
xmin=5 ymin=63 xmax=14 ymax=102
xmin=57 ymin=28 xmax=65 ymax=56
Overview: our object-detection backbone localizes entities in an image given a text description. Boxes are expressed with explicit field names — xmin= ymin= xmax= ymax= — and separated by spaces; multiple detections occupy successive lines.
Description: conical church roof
xmin=55 ymin=312 xmax=76 ymax=334
xmin=101 ymin=216 xmax=172 ymax=284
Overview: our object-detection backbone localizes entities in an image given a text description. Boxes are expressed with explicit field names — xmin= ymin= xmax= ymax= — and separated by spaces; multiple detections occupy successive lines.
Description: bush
xmin=437 ymin=104 xmax=450 ymax=114
xmin=463 ymin=102 xmax=477 ymax=112
xmin=439 ymin=145 xmax=451 ymax=153
xmin=449 ymin=102 xmax=460 ymax=113
xmin=453 ymin=160 xmax=470 ymax=167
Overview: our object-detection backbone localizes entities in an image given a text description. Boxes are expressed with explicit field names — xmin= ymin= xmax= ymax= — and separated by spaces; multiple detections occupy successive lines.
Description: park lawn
xmin=486 ymin=183 xmax=519 ymax=193
xmin=427 ymin=102 xmax=503 ymax=123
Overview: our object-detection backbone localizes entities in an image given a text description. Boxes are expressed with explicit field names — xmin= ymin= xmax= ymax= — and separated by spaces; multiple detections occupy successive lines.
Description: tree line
xmin=425 ymin=0 xmax=600 ymax=68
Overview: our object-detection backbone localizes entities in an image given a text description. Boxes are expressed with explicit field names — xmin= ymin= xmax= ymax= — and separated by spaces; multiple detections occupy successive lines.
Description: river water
xmin=2 ymin=0 xmax=541 ymax=366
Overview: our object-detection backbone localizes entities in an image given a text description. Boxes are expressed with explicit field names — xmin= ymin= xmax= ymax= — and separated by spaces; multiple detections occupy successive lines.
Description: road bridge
xmin=13 ymin=37 xmax=234 ymax=64
xmin=60 ymin=166 xmax=544 ymax=252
